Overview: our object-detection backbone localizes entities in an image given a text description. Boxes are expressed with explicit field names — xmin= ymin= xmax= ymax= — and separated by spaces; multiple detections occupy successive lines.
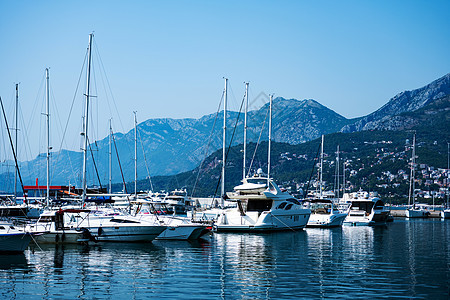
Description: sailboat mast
xmin=336 ymin=145 xmax=340 ymax=199
xmin=134 ymin=111 xmax=137 ymax=199
xmin=14 ymin=84 xmax=18 ymax=200
xmin=343 ymin=160 xmax=346 ymax=195
xmin=408 ymin=133 xmax=416 ymax=208
xmin=82 ymin=33 xmax=93 ymax=204
xmin=243 ymin=82 xmax=249 ymax=180
xmin=319 ymin=135 xmax=324 ymax=198
xmin=45 ymin=68 xmax=50 ymax=206
xmin=221 ymin=78 xmax=227 ymax=205
xmin=447 ymin=142 xmax=449 ymax=208
xmin=267 ymin=94 xmax=272 ymax=184
xmin=109 ymin=119 xmax=112 ymax=194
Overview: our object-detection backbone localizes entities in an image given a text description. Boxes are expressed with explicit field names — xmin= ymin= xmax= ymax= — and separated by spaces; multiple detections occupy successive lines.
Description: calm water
xmin=0 ymin=219 xmax=449 ymax=299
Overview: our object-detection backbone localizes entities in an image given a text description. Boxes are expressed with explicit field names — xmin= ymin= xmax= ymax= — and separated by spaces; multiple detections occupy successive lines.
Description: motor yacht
xmin=213 ymin=174 xmax=311 ymax=232
xmin=340 ymin=190 xmax=390 ymax=226
xmin=0 ymin=221 xmax=33 ymax=252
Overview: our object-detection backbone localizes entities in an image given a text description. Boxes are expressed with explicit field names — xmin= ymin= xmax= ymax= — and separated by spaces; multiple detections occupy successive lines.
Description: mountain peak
xmin=341 ymin=73 xmax=450 ymax=132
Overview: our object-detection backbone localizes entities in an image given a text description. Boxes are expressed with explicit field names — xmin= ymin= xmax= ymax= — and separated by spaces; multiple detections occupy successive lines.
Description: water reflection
xmin=0 ymin=221 xmax=448 ymax=299
xmin=0 ymin=253 xmax=28 ymax=270
xmin=212 ymin=231 xmax=311 ymax=299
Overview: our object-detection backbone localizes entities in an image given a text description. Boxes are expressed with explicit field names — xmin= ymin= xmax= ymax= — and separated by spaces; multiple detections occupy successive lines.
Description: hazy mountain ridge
xmin=341 ymin=73 xmax=450 ymax=132
xmin=0 ymin=97 xmax=350 ymax=189
xmin=1 ymin=73 xmax=449 ymax=191
xmin=365 ymin=94 xmax=450 ymax=131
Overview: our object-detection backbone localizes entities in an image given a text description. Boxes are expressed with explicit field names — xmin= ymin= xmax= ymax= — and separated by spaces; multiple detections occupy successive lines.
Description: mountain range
xmin=0 ymin=73 xmax=449 ymax=192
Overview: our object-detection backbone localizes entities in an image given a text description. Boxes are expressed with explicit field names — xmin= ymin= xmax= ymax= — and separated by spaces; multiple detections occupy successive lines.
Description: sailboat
xmin=341 ymin=189 xmax=390 ymax=225
xmin=405 ymin=133 xmax=429 ymax=218
xmin=214 ymin=91 xmax=311 ymax=232
xmin=129 ymin=113 xmax=208 ymax=240
xmin=29 ymin=34 xmax=166 ymax=243
xmin=305 ymin=136 xmax=347 ymax=228
xmin=0 ymin=96 xmax=34 ymax=251
xmin=441 ymin=142 xmax=450 ymax=219
xmin=0 ymin=221 xmax=33 ymax=252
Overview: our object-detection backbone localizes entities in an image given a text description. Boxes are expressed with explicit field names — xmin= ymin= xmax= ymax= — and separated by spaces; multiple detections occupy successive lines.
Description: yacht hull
xmin=344 ymin=211 xmax=389 ymax=226
xmin=0 ymin=233 xmax=32 ymax=252
xmin=441 ymin=209 xmax=450 ymax=219
xmin=32 ymin=231 xmax=86 ymax=244
xmin=87 ymin=225 xmax=166 ymax=242
xmin=306 ymin=213 xmax=347 ymax=228
xmin=214 ymin=210 xmax=311 ymax=232
xmin=406 ymin=209 xmax=429 ymax=218
xmin=157 ymin=225 xmax=209 ymax=240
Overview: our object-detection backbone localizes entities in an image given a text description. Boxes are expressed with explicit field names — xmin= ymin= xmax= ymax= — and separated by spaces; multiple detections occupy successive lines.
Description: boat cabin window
xmin=284 ymin=204 xmax=294 ymax=210
xmin=110 ymin=218 xmax=140 ymax=224
xmin=247 ymin=178 xmax=267 ymax=186
xmin=277 ymin=202 xmax=287 ymax=209
xmin=247 ymin=199 xmax=272 ymax=212
xmin=351 ymin=201 xmax=374 ymax=213
xmin=38 ymin=216 xmax=54 ymax=223
xmin=373 ymin=200 xmax=385 ymax=209
xmin=286 ymin=198 xmax=300 ymax=205
xmin=0 ymin=226 xmax=4 ymax=230
xmin=269 ymin=182 xmax=277 ymax=191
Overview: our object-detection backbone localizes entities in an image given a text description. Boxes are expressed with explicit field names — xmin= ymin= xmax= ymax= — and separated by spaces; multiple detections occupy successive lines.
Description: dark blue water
xmin=0 ymin=219 xmax=449 ymax=299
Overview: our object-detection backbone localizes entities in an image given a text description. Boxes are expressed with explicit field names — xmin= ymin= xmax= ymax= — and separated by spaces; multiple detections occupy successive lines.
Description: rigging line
xmin=0 ymin=97 xmax=27 ymax=202
xmin=48 ymin=87 xmax=64 ymax=186
xmin=211 ymin=90 xmax=245 ymax=204
xmin=55 ymin=49 xmax=88 ymax=156
xmin=54 ymin=48 xmax=88 ymax=184
xmin=86 ymin=135 xmax=103 ymax=190
xmin=137 ymin=125 xmax=154 ymax=192
xmin=111 ymin=127 xmax=128 ymax=194
xmin=304 ymin=140 xmax=322 ymax=199
xmin=18 ymin=101 xmax=36 ymax=181
xmin=269 ymin=212 xmax=297 ymax=232
xmin=94 ymin=44 xmax=115 ymax=124
xmin=25 ymin=74 xmax=45 ymax=147
xmin=190 ymin=90 xmax=225 ymax=198
xmin=93 ymin=39 xmax=127 ymax=135
xmin=247 ymin=104 xmax=270 ymax=176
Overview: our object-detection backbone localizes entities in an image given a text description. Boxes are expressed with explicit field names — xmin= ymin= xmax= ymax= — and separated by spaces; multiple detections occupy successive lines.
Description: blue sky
xmin=0 ymin=0 xmax=449 ymax=161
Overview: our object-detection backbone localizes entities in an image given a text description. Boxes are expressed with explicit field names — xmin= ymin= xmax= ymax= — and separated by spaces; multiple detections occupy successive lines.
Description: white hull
xmin=32 ymin=231 xmax=86 ymax=244
xmin=215 ymin=209 xmax=311 ymax=232
xmin=344 ymin=211 xmax=389 ymax=226
xmin=0 ymin=233 xmax=32 ymax=252
xmin=157 ymin=225 xmax=208 ymax=240
xmin=307 ymin=212 xmax=347 ymax=228
xmin=135 ymin=211 xmax=210 ymax=240
xmin=406 ymin=209 xmax=429 ymax=218
xmin=441 ymin=209 xmax=450 ymax=219
xmin=85 ymin=225 xmax=165 ymax=242
xmin=26 ymin=220 xmax=90 ymax=244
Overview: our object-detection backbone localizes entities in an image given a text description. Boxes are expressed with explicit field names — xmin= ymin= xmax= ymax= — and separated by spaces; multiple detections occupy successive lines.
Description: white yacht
xmin=305 ymin=198 xmax=347 ymax=228
xmin=441 ymin=208 xmax=450 ymax=219
xmin=406 ymin=133 xmax=429 ymax=218
xmin=25 ymin=209 xmax=87 ymax=244
xmin=0 ymin=221 xmax=33 ymax=252
xmin=406 ymin=205 xmax=430 ymax=218
xmin=133 ymin=202 xmax=210 ymax=240
xmin=67 ymin=209 xmax=167 ymax=242
xmin=27 ymin=208 xmax=166 ymax=243
xmin=305 ymin=136 xmax=347 ymax=228
xmin=341 ymin=190 xmax=390 ymax=226
xmin=163 ymin=189 xmax=195 ymax=214
xmin=213 ymin=174 xmax=311 ymax=232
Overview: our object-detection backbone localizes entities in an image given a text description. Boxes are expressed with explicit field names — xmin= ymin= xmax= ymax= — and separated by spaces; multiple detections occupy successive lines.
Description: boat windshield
xmin=246 ymin=178 xmax=267 ymax=186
